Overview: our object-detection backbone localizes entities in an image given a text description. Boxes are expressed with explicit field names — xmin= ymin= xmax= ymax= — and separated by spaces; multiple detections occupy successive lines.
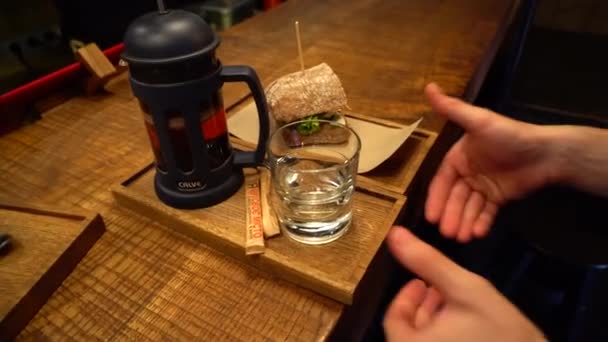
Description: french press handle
xmin=220 ymin=65 xmax=269 ymax=167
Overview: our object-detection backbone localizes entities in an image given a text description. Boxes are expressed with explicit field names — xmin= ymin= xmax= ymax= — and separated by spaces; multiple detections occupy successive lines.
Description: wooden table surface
xmin=218 ymin=0 xmax=515 ymax=130
xmin=2 ymin=0 xmax=515 ymax=340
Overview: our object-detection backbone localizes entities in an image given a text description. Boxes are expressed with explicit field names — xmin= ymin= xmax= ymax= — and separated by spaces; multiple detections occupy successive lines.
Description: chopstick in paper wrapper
xmin=245 ymin=175 xmax=265 ymax=255
xmin=259 ymin=168 xmax=281 ymax=238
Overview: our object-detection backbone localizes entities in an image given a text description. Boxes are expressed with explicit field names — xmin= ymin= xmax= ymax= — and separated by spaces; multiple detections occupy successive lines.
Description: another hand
xmin=424 ymin=83 xmax=557 ymax=242
xmin=383 ymin=227 xmax=545 ymax=342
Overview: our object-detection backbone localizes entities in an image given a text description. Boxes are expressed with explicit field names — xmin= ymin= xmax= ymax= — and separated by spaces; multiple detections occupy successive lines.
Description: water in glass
xmin=273 ymin=150 xmax=355 ymax=244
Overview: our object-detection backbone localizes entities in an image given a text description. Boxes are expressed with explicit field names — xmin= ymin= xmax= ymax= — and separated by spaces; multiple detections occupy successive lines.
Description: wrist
xmin=534 ymin=125 xmax=571 ymax=186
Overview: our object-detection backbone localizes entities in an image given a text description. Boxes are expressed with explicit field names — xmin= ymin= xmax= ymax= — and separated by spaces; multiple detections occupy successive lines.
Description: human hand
xmin=383 ymin=227 xmax=545 ymax=342
xmin=424 ymin=83 xmax=558 ymax=242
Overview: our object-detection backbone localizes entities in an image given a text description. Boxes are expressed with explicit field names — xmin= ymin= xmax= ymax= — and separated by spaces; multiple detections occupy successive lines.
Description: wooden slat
xmin=112 ymin=165 xmax=406 ymax=304
xmin=76 ymin=43 xmax=116 ymax=80
xmin=0 ymin=202 xmax=105 ymax=340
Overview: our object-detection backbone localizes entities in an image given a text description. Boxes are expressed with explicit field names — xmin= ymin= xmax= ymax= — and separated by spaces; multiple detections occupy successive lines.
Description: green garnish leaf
xmin=296 ymin=115 xmax=321 ymax=135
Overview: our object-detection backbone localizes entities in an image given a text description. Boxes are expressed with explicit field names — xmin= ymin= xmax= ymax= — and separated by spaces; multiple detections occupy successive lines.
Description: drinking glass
xmin=267 ymin=119 xmax=361 ymax=244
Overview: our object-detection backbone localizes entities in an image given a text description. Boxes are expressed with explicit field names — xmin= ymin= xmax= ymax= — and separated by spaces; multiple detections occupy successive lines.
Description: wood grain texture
xmin=76 ymin=43 xmax=117 ymax=80
xmin=76 ymin=43 xmax=118 ymax=95
xmin=0 ymin=0 xmax=515 ymax=339
xmin=0 ymin=93 xmax=341 ymax=341
xmin=0 ymin=203 xmax=105 ymax=340
xmin=217 ymin=0 xmax=516 ymax=131
xmin=113 ymin=165 xmax=406 ymax=304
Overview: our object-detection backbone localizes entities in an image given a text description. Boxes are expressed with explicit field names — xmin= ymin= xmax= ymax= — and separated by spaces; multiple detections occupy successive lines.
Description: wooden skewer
xmin=295 ymin=21 xmax=305 ymax=72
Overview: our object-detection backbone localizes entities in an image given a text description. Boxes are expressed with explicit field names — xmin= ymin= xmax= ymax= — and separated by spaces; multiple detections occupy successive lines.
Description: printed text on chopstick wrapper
xmin=246 ymin=184 xmax=264 ymax=240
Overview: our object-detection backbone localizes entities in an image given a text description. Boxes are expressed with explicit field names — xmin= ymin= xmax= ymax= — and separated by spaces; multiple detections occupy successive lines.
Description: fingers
xmin=386 ymin=227 xmax=470 ymax=295
xmin=425 ymin=83 xmax=494 ymax=133
xmin=425 ymin=158 xmax=458 ymax=224
xmin=440 ymin=179 xmax=471 ymax=239
xmin=415 ymin=287 xmax=443 ymax=328
xmin=426 ymin=168 xmax=495 ymax=242
xmin=384 ymin=279 xmax=426 ymax=340
xmin=386 ymin=279 xmax=427 ymax=323
xmin=384 ymin=279 xmax=444 ymax=340
xmin=472 ymin=201 xmax=498 ymax=238
xmin=457 ymin=191 xmax=485 ymax=243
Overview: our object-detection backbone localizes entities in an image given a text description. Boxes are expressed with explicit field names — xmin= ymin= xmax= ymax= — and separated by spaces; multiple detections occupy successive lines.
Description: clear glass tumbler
xmin=267 ymin=119 xmax=361 ymax=244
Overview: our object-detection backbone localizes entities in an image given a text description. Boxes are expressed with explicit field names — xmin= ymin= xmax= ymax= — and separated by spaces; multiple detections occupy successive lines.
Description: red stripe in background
xmin=264 ymin=0 xmax=282 ymax=10
xmin=0 ymin=43 xmax=124 ymax=114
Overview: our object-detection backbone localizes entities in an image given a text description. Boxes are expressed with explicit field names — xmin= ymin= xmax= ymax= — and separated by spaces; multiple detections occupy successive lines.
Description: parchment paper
xmin=228 ymin=102 xmax=422 ymax=173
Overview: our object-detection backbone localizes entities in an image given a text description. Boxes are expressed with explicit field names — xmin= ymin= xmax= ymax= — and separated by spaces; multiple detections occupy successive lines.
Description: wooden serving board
xmin=0 ymin=202 xmax=105 ymax=339
xmin=112 ymin=165 xmax=406 ymax=304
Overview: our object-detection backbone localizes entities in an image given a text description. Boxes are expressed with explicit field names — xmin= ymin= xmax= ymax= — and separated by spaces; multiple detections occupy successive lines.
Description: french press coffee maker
xmin=122 ymin=3 xmax=269 ymax=209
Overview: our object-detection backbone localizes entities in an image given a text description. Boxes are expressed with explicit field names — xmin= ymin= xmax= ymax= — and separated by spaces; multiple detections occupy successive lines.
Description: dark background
xmin=0 ymin=0 xmax=265 ymax=94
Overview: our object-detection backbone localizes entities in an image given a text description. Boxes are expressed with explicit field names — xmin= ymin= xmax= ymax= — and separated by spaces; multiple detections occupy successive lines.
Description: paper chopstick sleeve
xmin=260 ymin=169 xmax=281 ymax=238
xmin=245 ymin=177 xmax=265 ymax=255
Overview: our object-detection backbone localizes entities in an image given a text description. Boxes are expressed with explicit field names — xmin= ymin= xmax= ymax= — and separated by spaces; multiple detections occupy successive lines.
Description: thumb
xmin=386 ymin=226 xmax=471 ymax=297
xmin=424 ymin=83 xmax=494 ymax=132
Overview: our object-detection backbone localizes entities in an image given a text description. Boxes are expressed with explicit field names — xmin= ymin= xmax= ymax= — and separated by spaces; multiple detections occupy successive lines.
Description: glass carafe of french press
xmin=122 ymin=5 xmax=269 ymax=209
